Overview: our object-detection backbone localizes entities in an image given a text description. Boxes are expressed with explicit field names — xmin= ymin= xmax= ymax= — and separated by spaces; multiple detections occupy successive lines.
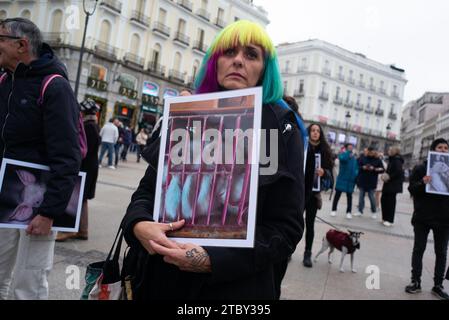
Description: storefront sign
xmin=87 ymin=77 xmax=108 ymax=91
xmin=119 ymin=86 xmax=138 ymax=100
xmin=142 ymin=94 xmax=160 ymax=106
xmin=163 ymin=88 xmax=179 ymax=98
xmin=142 ymin=81 xmax=159 ymax=96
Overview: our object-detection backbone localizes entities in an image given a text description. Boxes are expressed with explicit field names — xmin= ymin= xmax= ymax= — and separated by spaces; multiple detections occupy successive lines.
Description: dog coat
xmin=326 ymin=229 xmax=358 ymax=254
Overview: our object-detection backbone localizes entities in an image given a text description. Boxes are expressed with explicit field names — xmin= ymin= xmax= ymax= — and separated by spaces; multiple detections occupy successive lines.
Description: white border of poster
xmin=153 ymin=87 xmax=262 ymax=248
xmin=426 ymin=151 xmax=449 ymax=196
xmin=0 ymin=158 xmax=86 ymax=232
xmin=312 ymin=153 xmax=321 ymax=192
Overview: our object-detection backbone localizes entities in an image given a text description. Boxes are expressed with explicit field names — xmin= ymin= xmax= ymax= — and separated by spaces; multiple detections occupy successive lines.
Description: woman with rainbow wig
xmin=120 ymin=20 xmax=305 ymax=300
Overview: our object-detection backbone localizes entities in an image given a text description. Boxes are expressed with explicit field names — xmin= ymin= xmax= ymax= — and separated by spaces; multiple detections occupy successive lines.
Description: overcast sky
xmin=253 ymin=0 xmax=449 ymax=104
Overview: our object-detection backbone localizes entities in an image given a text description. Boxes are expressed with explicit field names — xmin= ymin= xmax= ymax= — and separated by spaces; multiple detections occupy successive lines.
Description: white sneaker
xmin=383 ymin=221 xmax=392 ymax=227
xmin=330 ymin=211 xmax=337 ymax=217
xmin=99 ymin=164 xmax=102 ymax=168
xmin=108 ymin=165 xmax=116 ymax=170
xmin=371 ymin=214 xmax=377 ymax=219
xmin=346 ymin=213 xmax=352 ymax=219
xmin=353 ymin=212 xmax=362 ymax=217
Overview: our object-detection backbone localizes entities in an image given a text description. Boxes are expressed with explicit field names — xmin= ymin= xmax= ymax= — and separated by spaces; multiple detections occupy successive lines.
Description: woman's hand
xmin=316 ymin=167 xmax=324 ymax=177
xmin=133 ymin=220 xmax=185 ymax=254
xmin=423 ymin=175 xmax=432 ymax=184
xmin=150 ymin=241 xmax=212 ymax=273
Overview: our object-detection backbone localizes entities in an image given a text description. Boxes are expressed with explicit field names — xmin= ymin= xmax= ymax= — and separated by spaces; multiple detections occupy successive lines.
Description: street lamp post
xmin=345 ymin=111 xmax=351 ymax=143
xmin=74 ymin=0 xmax=99 ymax=100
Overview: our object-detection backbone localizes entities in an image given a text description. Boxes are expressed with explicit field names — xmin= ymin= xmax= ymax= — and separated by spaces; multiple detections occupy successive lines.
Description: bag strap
xmin=105 ymin=227 xmax=123 ymax=264
xmin=37 ymin=74 xmax=63 ymax=106
xmin=0 ymin=72 xmax=7 ymax=84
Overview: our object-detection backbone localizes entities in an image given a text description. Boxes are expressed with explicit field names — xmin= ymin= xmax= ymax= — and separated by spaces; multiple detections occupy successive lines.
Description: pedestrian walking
xmin=331 ymin=143 xmax=359 ymax=219
xmin=98 ymin=118 xmax=118 ymax=169
xmin=380 ymin=146 xmax=404 ymax=226
xmin=0 ymin=18 xmax=81 ymax=299
xmin=120 ymin=126 xmax=132 ymax=161
xmin=119 ymin=20 xmax=306 ymax=300
xmin=56 ymin=99 xmax=100 ymax=241
xmin=302 ymin=123 xmax=334 ymax=268
xmin=355 ymin=146 xmax=384 ymax=218
xmin=406 ymin=138 xmax=449 ymax=300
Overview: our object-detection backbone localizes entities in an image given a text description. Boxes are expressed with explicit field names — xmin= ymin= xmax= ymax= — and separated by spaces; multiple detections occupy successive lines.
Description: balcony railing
xmin=42 ymin=32 xmax=66 ymax=46
xmin=322 ymin=68 xmax=331 ymax=76
xmin=130 ymin=10 xmax=150 ymax=27
xmin=358 ymin=81 xmax=366 ymax=88
xmin=94 ymin=40 xmax=118 ymax=59
xmin=375 ymin=109 xmax=384 ymax=116
xmin=379 ymin=88 xmax=386 ymax=95
xmin=297 ymin=66 xmax=308 ymax=72
xmin=391 ymin=92 xmax=400 ymax=99
xmin=192 ymin=40 xmax=208 ymax=53
xmin=123 ymin=52 xmax=145 ymax=67
xmin=348 ymin=78 xmax=355 ymax=85
xmin=281 ymin=68 xmax=290 ymax=73
xmin=369 ymin=85 xmax=376 ymax=92
xmin=186 ymin=76 xmax=195 ymax=88
xmin=319 ymin=92 xmax=329 ymax=101
xmin=388 ymin=112 xmax=398 ymax=120
xmin=177 ymin=0 xmax=192 ymax=12
xmin=365 ymin=106 xmax=374 ymax=114
xmin=174 ymin=32 xmax=190 ymax=46
xmin=354 ymin=103 xmax=364 ymax=111
xmin=196 ymin=8 xmax=210 ymax=21
xmin=215 ymin=17 xmax=226 ymax=28
xmin=333 ymin=97 xmax=343 ymax=105
xmin=147 ymin=61 xmax=165 ymax=77
xmin=293 ymin=89 xmax=305 ymax=97
xmin=338 ymin=74 xmax=345 ymax=81
xmin=344 ymin=101 xmax=353 ymax=108
xmin=100 ymin=0 xmax=122 ymax=14
xmin=168 ymin=69 xmax=186 ymax=83
xmin=152 ymin=22 xmax=171 ymax=37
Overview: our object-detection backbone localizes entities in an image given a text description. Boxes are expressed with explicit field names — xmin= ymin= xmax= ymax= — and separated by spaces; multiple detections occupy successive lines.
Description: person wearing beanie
xmin=406 ymin=138 xmax=449 ymax=300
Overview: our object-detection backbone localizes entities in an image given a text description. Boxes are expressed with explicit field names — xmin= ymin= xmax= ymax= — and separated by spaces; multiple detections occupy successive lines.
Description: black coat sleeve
xmin=38 ymin=77 xmax=81 ymax=219
xmin=408 ymin=164 xmax=426 ymax=197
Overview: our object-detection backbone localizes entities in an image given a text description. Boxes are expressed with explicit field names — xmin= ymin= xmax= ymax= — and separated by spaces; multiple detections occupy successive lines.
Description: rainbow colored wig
xmin=194 ymin=20 xmax=283 ymax=104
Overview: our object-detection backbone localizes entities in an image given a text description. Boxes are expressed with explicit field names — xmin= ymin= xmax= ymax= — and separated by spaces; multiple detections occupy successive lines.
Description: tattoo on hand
xmin=185 ymin=248 xmax=210 ymax=272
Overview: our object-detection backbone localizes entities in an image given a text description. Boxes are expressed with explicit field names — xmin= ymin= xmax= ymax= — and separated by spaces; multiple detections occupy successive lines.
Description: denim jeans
xmin=358 ymin=188 xmax=376 ymax=213
xmin=98 ymin=142 xmax=115 ymax=166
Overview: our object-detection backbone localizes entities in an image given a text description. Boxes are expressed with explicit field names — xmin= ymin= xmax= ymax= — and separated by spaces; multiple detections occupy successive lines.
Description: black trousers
xmin=304 ymin=196 xmax=318 ymax=252
xmin=381 ymin=192 xmax=397 ymax=223
xmin=332 ymin=190 xmax=352 ymax=213
xmin=411 ymin=223 xmax=449 ymax=286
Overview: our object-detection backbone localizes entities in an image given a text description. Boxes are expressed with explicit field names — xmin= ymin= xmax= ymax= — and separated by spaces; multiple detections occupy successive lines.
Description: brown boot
xmin=56 ymin=232 xmax=78 ymax=242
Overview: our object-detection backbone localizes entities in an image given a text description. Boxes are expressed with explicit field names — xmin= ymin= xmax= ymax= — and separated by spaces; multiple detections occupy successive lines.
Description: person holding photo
xmin=302 ymin=123 xmax=334 ymax=268
xmin=119 ymin=20 xmax=306 ymax=300
xmin=0 ymin=18 xmax=81 ymax=299
xmin=406 ymin=138 xmax=449 ymax=300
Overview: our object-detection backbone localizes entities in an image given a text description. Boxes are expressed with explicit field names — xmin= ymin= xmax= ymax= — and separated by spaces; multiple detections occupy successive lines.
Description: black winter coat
xmin=0 ymin=44 xmax=81 ymax=219
xmin=408 ymin=161 xmax=449 ymax=227
xmin=357 ymin=156 xmax=384 ymax=190
xmin=304 ymin=143 xmax=332 ymax=206
xmin=382 ymin=155 xmax=404 ymax=194
xmin=80 ymin=119 xmax=100 ymax=200
xmin=120 ymin=102 xmax=305 ymax=300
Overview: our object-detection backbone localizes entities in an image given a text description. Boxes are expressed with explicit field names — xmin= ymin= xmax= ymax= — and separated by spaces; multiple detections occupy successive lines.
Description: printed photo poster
xmin=312 ymin=153 xmax=321 ymax=192
xmin=153 ymin=87 xmax=263 ymax=248
xmin=0 ymin=159 xmax=86 ymax=231
xmin=426 ymin=152 xmax=449 ymax=196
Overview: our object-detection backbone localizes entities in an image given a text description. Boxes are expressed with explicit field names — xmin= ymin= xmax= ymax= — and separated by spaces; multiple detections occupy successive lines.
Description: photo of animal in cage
xmin=0 ymin=158 xmax=86 ymax=231
xmin=154 ymin=88 xmax=262 ymax=247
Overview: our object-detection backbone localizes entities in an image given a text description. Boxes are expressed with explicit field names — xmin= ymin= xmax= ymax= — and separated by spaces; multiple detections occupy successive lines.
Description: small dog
xmin=314 ymin=229 xmax=363 ymax=273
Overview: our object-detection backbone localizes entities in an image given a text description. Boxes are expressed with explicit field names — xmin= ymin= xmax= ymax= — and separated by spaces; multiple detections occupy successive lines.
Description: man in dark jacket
xmin=406 ymin=138 xmax=449 ymax=300
xmin=355 ymin=147 xmax=384 ymax=218
xmin=0 ymin=18 xmax=81 ymax=299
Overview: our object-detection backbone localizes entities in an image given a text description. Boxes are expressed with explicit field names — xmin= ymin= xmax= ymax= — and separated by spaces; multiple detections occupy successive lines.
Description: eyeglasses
xmin=0 ymin=35 xmax=21 ymax=40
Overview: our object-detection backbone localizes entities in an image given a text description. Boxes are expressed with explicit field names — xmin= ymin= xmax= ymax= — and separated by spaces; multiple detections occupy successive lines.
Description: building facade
xmin=401 ymin=92 xmax=449 ymax=169
xmin=277 ymin=40 xmax=407 ymax=154
xmin=0 ymin=0 xmax=268 ymax=129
